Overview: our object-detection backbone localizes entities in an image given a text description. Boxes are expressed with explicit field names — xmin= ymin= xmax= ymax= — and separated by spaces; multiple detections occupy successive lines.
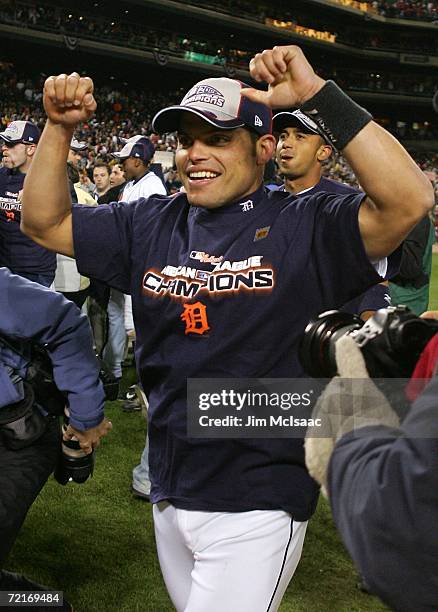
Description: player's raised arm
xmin=242 ymin=45 xmax=434 ymax=260
xmin=21 ymin=73 xmax=97 ymax=258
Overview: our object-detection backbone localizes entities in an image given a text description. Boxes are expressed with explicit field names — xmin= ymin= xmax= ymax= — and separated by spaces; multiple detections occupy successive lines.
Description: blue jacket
xmin=0 ymin=267 xmax=104 ymax=431
xmin=328 ymin=375 xmax=438 ymax=611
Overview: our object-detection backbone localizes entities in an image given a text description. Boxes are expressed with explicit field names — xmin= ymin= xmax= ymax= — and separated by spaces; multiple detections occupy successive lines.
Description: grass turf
xmin=7 ymin=255 xmax=438 ymax=611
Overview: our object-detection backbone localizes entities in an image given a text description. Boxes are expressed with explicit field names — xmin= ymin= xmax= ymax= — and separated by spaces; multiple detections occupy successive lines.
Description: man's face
xmin=175 ymin=114 xmax=262 ymax=209
xmin=68 ymin=149 xmax=82 ymax=168
xmin=276 ymin=126 xmax=325 ymax=180
xmin=93 ymin=166 xmax=110 ymax=192
xmin=121 ymin=157 xmax=138 ymax=182
xmin=1 ymin=142 xmax=32 ymax=171
xmin=110 ymin=164 xmax=125 ymax=186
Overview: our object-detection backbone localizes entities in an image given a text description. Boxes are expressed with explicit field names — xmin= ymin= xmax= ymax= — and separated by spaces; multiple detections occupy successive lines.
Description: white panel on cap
xmin=181 ymin=78 xmax=241 ymax=121
xmin=5 ymin=123 xmax=22 ymax=137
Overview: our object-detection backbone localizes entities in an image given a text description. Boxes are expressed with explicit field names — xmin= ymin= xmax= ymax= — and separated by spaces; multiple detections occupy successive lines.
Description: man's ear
xmin=256 ymin=135 xmax=276 ymax=166
xmin=317 ymin=144 xmax=333 ymax=163
xmin=27 ymin=144 xmax=37 ymax=158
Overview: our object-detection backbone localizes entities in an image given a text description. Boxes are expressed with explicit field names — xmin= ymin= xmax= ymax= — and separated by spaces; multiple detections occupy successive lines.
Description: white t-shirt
xmin=121 ymin=171 xmax=167 ymax=202
xmin=120 ymin=170 xmax=167 ymax=331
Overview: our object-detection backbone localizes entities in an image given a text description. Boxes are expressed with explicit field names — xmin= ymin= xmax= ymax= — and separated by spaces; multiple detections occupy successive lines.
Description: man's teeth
xmin=189 ymin=171 xmax=219 ymax=179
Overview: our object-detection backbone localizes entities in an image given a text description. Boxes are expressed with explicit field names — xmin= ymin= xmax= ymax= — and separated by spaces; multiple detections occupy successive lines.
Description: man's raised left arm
xmin=243 ymin=45 xmax=434 ymax=259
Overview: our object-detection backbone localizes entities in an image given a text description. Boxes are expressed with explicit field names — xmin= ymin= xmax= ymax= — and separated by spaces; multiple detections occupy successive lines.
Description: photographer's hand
xmin=305 ymin=336 xmax=399 ymax=494
xmin=64 ymin=418 xmax=112 ymax=454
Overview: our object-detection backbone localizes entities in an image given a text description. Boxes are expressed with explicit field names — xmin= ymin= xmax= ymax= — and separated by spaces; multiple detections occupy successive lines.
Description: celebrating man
xmin=21 ymin=46 xmax=433 ymax=611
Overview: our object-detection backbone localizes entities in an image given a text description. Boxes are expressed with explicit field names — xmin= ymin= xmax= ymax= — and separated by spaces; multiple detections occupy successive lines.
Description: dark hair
xmin=245 ymin=127 xmax=260 ymax=158
xmin=93 ymin=161 xmax=110 ymax=175
xmin=66 ymin=161 xmax=79 ymax=184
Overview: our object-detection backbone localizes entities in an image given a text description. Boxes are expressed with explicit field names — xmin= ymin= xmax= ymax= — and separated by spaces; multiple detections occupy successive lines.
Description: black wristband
xmin=301 ymin=80 xmax=373 ymax=151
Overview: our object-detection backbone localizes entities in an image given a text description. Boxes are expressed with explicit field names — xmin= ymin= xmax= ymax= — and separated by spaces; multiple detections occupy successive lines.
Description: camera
xmin=54 ymin=410 xmax=95 ymax=485
xmin=25 ymin=344 xmax=119 ymax=412
xmin=299 ymin=306 xmax=438 ymax=378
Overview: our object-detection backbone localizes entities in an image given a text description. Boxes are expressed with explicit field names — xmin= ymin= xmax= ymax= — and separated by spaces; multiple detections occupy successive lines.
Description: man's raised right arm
xmin=21 ymin=73 xmax=97 ymax=258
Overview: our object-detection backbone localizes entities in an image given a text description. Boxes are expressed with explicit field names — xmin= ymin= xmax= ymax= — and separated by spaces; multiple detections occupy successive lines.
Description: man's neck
xmin=132 ymin=168 xmax=149 ymax=183
xmin=17 ymin=161 xmax=31 ymax=174
xmin=283 ymin=174 xmax=321 ymax=195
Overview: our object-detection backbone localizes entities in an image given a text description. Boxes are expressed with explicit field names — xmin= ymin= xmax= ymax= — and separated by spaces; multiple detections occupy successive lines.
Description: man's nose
xmin=187 ymin=139 xmax=209 ymax=161
xmin=281 ymin=135 xmax=296 ymax=149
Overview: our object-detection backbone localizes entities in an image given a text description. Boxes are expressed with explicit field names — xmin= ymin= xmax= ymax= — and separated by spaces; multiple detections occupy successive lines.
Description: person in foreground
xmin=0 ymin=266 xmax=112 ymax=608
xmin=20 ymin=45 xmax=433 ymax=611
xmin=305 ymin=318 xmax=438 ymax=612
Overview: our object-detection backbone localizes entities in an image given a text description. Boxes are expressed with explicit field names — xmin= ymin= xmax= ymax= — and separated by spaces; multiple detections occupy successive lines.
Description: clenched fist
xmin=241 ymin=45 xmax=326 ymax=110
xmin=43 ymin=72 xmax=97 ymax=127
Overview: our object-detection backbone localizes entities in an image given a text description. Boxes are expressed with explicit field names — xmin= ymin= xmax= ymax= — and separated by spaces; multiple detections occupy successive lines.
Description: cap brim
xmin=272 ymin=112 xmax=331 ymax=145
xmin=0 ymin=134 xmax=21 ymax=143
xmin=112 ymin=152 xmax=128 ymax=159
xmin=152 ymin=106 xmax=245 ymax=134
xmin=272 ymin=112 xmax=317 ymax=135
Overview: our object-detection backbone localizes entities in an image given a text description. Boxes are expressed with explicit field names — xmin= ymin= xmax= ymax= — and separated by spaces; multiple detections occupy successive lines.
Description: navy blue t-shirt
xmin=73 ymin=185 xmax=382 ymax=520
xmin=0 ymin=168 xmax=56 ymax=279
xmin=281 ymin=177 xmax=391 ymax=315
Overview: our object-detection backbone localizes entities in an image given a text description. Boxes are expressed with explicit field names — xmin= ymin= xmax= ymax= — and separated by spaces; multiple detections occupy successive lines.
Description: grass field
xmin=7 ymin=256 xmax=438 ymax=611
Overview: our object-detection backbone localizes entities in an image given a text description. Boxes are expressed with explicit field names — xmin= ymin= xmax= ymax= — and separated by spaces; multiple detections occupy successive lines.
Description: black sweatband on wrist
xmin=301 ymin=80 xmax=373 ymax=151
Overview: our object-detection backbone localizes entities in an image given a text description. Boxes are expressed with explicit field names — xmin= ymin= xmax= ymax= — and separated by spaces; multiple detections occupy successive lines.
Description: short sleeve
xmin=72 ymin=202 xmax=134 ymax=293
xmin=310 ymin=192 xmax=383 ymax=304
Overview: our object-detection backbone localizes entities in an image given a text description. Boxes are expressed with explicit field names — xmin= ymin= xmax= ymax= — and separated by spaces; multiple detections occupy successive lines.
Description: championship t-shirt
xmin=0 ymin=168 xmax=56 ymax=278
xmin=73 ymin=185 xmax=382 ymax=520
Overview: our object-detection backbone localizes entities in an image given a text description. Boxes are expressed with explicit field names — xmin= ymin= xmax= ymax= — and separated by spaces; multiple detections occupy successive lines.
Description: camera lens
xmin=299 ymin=310 xmax=363 ymax=377
xmin=54 ymin=429 xmax=95 ymax=485
xmin=387 ymin=315 xmax=438 ymax=377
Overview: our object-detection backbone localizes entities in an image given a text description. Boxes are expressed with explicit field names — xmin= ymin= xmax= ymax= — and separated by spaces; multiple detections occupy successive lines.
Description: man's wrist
xmin=46 ymin=119 xmax=75 ymax=140
xmin=301 ymin=80 xmax=373 ymax=151
xmin=297 ymin=76 xmax=326 ymax=106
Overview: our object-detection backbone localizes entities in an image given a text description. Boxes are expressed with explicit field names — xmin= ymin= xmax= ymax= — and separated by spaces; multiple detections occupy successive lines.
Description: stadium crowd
xmin=1 ymin=59 xmax=437 ymax=165
xmin=371 ymin=0 xmax=437 ymax=21
xmin=1 ymin=0 xmax=438 ymax=63
xmin=1 ymin=66 xmax=436 ymax=217
xmin=209 ymin=0 xmax=438 ymax=22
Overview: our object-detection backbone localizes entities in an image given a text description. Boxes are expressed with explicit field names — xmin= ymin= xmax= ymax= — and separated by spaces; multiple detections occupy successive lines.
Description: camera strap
xmin=0 ymin=382 xmax=49 ymax=449
xmin=0 ymin=385 xmax=33 ymax=426
xmin=0 ymin=335 xmax=66 ymax=416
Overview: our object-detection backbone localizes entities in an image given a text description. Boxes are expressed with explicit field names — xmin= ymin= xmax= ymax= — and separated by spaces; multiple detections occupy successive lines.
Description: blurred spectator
xmin=92 ymin=162 xmax=111 ymax=202
xmin=164 ymin=168 xmax=183 ymax=194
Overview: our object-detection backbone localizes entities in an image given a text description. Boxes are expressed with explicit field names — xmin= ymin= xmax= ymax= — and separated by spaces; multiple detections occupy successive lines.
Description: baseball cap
xmin=70 ymin=137 xmax=88 ymax=152
xmin=272 ymin=110 xmax=332 ymax=144
xmin=152 ymin=77 xmax=272 ymax=136
xmin=0 ymin=120 xmax=40 ymax=145
xmin=112 ymin=135 xmax=155 ymax=162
